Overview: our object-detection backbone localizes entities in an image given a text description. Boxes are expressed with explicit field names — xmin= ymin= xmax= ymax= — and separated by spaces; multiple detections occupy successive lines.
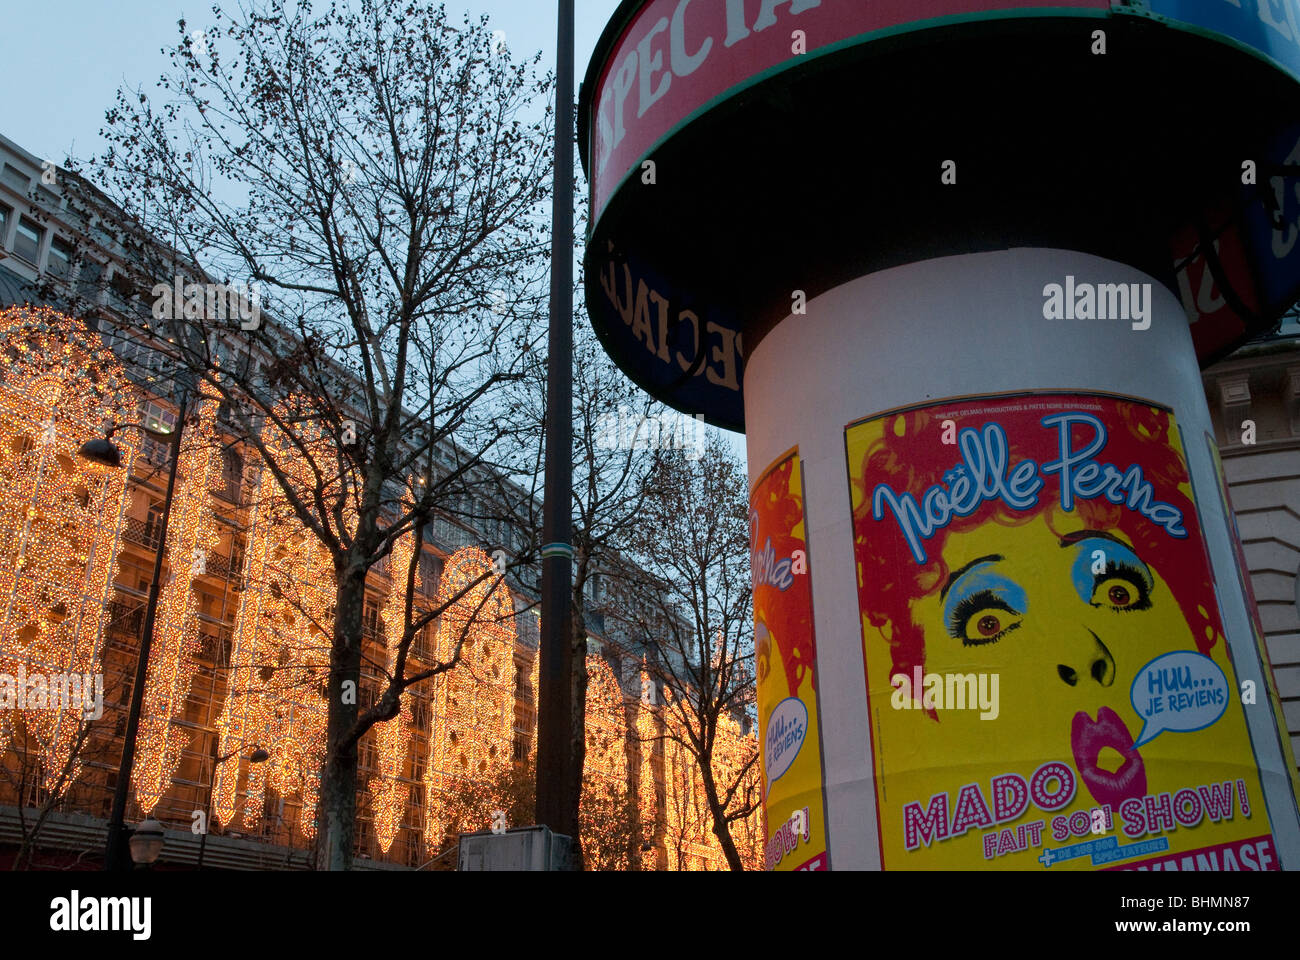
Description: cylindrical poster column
xmin=579 ymin=0 xmax=1300 ymax=873
xmin=745 ymin=248 xmax=1300 ymax=871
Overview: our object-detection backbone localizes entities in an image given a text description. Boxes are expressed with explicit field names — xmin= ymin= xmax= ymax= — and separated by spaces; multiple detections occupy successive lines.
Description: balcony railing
xmin=198 ymin=629 xmax=233 ymax=668
xmin=122 ymin=516 xmax=162 ymax=549
xmin=202 ymin=550 xmax=244 ymax=589
xmin=105 ymin=599 xmax=145 ymax=639
xmin=210 ymin=474 xmax=242 ymax=505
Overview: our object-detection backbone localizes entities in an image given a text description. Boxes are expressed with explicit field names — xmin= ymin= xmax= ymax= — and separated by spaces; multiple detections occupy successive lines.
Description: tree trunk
xmin=701 ymin=764 xmax=745 ymax=871
xmin=317 ymin=565 xmax=365 ymax=871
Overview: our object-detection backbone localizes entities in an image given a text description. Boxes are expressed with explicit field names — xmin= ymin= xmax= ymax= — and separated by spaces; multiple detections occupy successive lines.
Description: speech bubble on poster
xmin=765 ymin=697 xmax=807 ymax=793
xmin=1131 ymin=651 xmax=1229 ymax=748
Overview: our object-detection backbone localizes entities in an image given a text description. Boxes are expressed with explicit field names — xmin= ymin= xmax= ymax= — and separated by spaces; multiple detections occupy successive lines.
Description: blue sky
xmin=2 ymin=0 xmax=748 ymax=461
xmin=4 ymin=1 xmax=624 ymax=167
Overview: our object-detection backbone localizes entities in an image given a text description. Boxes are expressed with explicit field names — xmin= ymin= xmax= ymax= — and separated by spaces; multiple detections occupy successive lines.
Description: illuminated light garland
xmin=527 ymin=627 xmax=539 ymax=758
xmin=423 ymin=546 xmax=516 ymax=852
xmin=634 ymin=660 xmax=659 ymax=868
xmin=371 ymin=531 xmax=416 ymax=853
xmin=131 ymin=391 xmax=223 ymax=812
xmin=0 ymin=306 xmax=138 ymax=790
xmin=659 ymin=689 xmax=715 ymax=870
xmin=580 ymin=653 xmax=633 ymax=870
xmin=716 ymin=710 xmax=764 ymax=870
xmin=214 ymin=409 xmax=335 ymax=836
xmin=659 ymin=686 xmax=764 ymax=871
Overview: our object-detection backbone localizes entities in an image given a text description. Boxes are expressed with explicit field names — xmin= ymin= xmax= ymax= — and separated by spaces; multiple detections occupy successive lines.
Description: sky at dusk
xmin=1 ymin=1 xmax=747 ymax=460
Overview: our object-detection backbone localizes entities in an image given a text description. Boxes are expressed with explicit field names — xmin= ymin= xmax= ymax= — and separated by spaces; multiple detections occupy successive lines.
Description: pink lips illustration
xmin=1072 ymin=706 xmax=1147 ymax=807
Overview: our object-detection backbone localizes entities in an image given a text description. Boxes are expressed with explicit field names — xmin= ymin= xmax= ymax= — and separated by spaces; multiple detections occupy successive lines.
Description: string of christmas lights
xmin=131 ymin=391 xmax=223 ymax=812
xmin=422 ymin=546 xmax=516 ymax=852
xmin=0 ymin=311 xmax=766 ymax=866
xmin=0 ymin=306 xmax=138 ymax=790
xmin=579 ymin=654 xmax=634 ymax=870
xmin=658 ymin=687 xmax=764 ymax=871
xmin=371 ymin=530 xmax=415 ymax=853
xmin=635 ymin=660 xmax=660 ymax=868
xmin=213 ymin=410 xmax=334 ymax=836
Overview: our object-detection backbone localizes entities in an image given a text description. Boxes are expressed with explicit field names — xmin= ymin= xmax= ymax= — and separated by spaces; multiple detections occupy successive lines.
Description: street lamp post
xmin=80 ymin=388 xmax=191 ymax=871
xmin=197 ymin=745 xmax=269 ymax=869
xmin=536 ymin=0 xmax=577 ymax=843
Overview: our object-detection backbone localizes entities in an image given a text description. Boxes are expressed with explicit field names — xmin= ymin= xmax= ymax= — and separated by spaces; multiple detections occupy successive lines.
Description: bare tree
xmin=66 ymin=0 xmax=555 ymax=869
xmin=1 ymin=711 xmax=104 ymax=870
xmin=487 ymin=308 xmax=665 ymax=864
xmin=606 ymin=435 xmax=759 ymax=870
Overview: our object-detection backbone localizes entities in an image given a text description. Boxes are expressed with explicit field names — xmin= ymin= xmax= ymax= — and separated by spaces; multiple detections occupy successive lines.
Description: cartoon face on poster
xmin=845 ymin=393 xmax=1280 ymax=870
xmin=751 ymin=448 xmax=828 ymax=871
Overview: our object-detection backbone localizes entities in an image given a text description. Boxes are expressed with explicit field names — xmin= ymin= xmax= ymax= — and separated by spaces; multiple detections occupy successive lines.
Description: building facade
xmin=0 ymin=131 xmax=758 ymax=870
xmin=1203 ymin=319 xmax=1300 ymax=786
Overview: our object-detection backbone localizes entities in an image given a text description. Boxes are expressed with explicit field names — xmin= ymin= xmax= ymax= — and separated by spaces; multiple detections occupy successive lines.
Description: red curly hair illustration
xmin=752 ymin=455 xmax=816 ymax=700
xmin=851 ymin=396 xmax=1221 ymax=685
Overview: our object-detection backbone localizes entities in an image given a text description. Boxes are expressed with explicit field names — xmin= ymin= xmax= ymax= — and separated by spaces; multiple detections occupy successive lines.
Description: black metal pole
xmin=536 ymin=0 xmax=576 ymax=839
xmin=197 ymin=748 xmax=231 ymax=870
xmin=104 ymin=389 xmax=190 ymax=871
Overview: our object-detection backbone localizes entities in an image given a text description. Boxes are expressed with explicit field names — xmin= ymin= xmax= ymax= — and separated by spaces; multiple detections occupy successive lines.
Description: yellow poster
xmin=845 ymin=393 xmax=1280 ymax=870
xmin=751 ymin=448 xmax=828 ymax=870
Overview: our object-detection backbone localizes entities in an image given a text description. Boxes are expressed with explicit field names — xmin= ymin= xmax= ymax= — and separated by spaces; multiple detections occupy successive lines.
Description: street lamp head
xmin=128 ymin=817 xmax=166 ymax=866
xmin=249 ymin=748 xmax=270 ymax=764
xmin=76 ymin=436 xmax=122 ymax=469
xmin=77 ymin=420 xmax=177 ymax=471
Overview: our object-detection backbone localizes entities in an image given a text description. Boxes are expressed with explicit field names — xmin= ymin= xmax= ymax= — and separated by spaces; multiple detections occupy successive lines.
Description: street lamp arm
xmin=103 ymin=420 xmax=177 ymax=442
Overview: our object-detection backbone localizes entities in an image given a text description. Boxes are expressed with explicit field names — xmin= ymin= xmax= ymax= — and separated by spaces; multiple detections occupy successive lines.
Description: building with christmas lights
xmin=0 ymin=130 xmax=758 ymax=870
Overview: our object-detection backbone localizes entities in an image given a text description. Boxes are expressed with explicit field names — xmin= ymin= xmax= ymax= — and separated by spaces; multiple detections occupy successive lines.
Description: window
xmin=106 ymin=268 xmax=139 ymax=312
xmin=77 ymin=258 xmax=103 ymax=297
xmin=140 ymin=400 xmax=177 ymax=435
xmin=419 ymin=552 xmax=442 ymax=593
xmin=217 ymin=448 xmax=243 ymax=501
xmin=412 ymin=697 xmax=432 ymax=733
xmin=91 ymin=221 xmax=118 ymax=251
xmin=139 ymin=399 xmax=177 ymax=464
xmin=144 ymin=499 xmax=165 ymax=545
xmin=1 ymin=164 xmax=29 ymax=193
xmin=0 ymin=204 xmax=9 ymax=246
xmin=13 ymin=216 xmax=41 ymax=263
xmin=47 ymin=236 xmax=73 ymax=279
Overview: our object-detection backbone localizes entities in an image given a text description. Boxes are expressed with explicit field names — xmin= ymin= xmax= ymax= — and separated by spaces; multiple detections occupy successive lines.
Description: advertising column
xmin=741 ymin=248 xmax=1300 ymax=869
